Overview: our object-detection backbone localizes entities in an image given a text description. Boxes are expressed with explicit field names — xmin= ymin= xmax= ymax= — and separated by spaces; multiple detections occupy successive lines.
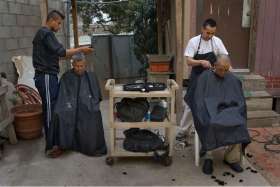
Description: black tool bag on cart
xmin=123 ymin=128 xmax=166 ymax=152
xmin=115 ymin=98 xmax=149 ymax=122
xmin=123 ymin=82 xmax=166 ymax=92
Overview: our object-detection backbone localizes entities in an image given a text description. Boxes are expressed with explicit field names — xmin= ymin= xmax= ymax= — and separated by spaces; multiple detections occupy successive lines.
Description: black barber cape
xmin=47 ymin=70 xmax=107 ymax=156
xmin=192 ymin=70 xmax=250 ymax=152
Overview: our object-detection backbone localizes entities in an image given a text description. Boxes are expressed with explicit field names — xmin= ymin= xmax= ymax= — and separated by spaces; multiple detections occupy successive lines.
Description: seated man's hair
xmin=47 ymin=10 xmax=65 ymax=21
xmin=203 ymin=18 xmax=217 ymax=28
xmin=0 ymin=72 xmax=7 ymax=79
xmin=216 ymin=54 xmax=231 ymax=63
xmin=72 ymin=52 xmax=85 ymax=63
xmin=215 ymin=54 xmax=231 ymax=72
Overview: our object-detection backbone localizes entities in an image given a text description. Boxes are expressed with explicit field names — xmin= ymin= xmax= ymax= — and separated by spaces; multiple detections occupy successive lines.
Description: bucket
xmin=12 ymin=104 xmax=43 ymax=140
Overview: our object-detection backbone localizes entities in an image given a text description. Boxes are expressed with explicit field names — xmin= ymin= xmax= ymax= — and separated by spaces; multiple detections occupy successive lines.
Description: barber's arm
xmin=65 ymin=47 xmax=93 ymax=58
xmin=187 ymin=57 xmax=212 ymax=69
xmin=43 ymin=32 xmax=93 ymax=60
xmin=184 ymin=39 xmax=211 ymax=69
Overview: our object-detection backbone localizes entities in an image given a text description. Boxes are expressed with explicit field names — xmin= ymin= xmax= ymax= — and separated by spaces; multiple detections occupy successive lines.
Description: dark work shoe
xmin=202 ymin=159 xmax=213 ymax=175
xmin=224 ymin=160 xmax=244 ymax=173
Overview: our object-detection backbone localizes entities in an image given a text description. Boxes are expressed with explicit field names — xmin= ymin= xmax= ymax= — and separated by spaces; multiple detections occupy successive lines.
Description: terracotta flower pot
xmin=12 ymin=104 xmax=43 ymax=140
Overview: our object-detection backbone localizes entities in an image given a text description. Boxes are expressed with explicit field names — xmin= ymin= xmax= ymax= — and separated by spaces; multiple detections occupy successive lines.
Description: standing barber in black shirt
xmin=32 ymin=10 xmax=93 ymax=157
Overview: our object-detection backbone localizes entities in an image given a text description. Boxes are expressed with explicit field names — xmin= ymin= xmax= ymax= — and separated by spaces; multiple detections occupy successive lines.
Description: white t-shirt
xmin=184 ymin=35 xmax=228 ymax=57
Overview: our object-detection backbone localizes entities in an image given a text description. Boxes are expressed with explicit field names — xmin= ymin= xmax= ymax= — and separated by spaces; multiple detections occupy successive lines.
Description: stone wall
xmin=0 ymin=0 xmax=66 ymax=83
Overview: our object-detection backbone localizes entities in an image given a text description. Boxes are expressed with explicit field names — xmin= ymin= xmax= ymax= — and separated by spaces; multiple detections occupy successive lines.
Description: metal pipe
xmin=63 ymin=0 xmax=71 ymax=49
xmin=75 ymin=0 xmax=128 ymax=5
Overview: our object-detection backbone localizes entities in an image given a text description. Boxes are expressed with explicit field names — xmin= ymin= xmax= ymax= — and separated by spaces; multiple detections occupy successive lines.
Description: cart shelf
xmin=105 ymin=79 xmax=178 ymax=166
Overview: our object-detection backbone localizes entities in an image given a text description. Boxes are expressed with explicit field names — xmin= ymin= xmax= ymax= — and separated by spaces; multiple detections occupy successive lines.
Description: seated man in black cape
xmin=192 ymin=55 xmax=250 ymax=174
xmin=48 ymin=53 xmax=107 ymax=157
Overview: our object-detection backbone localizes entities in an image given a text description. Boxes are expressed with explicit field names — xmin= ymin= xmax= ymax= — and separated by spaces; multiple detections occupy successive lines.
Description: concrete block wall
xmin=0 ymin=0 xmax=66 ymax=83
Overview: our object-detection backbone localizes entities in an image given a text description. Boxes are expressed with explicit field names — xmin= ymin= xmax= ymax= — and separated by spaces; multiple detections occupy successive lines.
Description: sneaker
xmin=202 ymin=159 xmax=213 ymax=175
xmin=224 ymin=160 xmax=243 ymax=173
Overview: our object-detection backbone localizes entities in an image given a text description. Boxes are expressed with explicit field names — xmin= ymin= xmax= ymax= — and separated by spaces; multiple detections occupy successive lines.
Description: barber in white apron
xmin=178 ymin=18 xmax=235 ymax=175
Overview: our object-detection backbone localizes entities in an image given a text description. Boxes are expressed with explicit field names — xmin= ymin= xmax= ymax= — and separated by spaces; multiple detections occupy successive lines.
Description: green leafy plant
xmin=77 ymin=0 xmax=158 ymax=77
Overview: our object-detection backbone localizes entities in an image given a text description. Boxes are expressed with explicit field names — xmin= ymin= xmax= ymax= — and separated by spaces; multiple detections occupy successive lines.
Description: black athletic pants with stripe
xmin=34 ymin=73 xmax=59 ymax=151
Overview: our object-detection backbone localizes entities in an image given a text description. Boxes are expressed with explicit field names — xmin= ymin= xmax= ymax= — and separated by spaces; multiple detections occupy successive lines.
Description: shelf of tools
xmin=105 ymin=79 xmax=178 ymax=166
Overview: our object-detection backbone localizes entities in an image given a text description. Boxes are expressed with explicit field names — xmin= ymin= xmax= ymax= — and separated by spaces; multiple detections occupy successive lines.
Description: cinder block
xmin=6 ymin=38 xmax=19 ymax=50
xmin=8 ymin=2 xmax=22 ymax=14
xmin=0 ymin=26 xmax=11 ymax=38
xmin=0 ymin=39 xmax=6 ymax=50
xmin=16 ymin=0 xmax=29 ymax=4
xmin=16 ymin=15 xmax=28 ymax=26
xmin=32 ymin=5 xmax=41 ymax=16
xmin=0 ymin=50 xmax=10 ymax=63
xmin=48 ymin=1 xmax=62 ymax=9
xmin=28 ymin=16 xmax=41 ymax=26
xmin=11 ymin=26 xmax=24 ymax=38
xmin=18 ymin=37 xmax=32 ymax=48
xmin=2 ymin=14 xmax=17 ymax=26
xmin=21 ymin=4 xmax=34 ymax=15
xmin=29 ymin=0 xmax=40 ymax=5
xmin=0 ymin=2 xmax=9 ymax=13
xmin=0 ymin=15 xmax=2 ymax=26
xmin=23 ymin=26 xmax=38 ymax=37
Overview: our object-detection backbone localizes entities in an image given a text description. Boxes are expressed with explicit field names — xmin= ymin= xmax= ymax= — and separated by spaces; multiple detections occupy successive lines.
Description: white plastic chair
xmin=193 ymin=129 xmax=245 ymax=167
xmin=194 ymin=129 xmax=200 ymax=167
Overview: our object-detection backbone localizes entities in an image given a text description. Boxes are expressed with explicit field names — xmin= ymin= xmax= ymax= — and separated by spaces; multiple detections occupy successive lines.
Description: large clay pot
xmin=12 ymin=104 xmax=43 ymax=140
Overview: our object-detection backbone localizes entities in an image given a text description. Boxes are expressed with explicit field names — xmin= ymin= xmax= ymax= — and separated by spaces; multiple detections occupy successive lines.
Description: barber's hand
xmin=200 ymin=60 xmax=212 ymax=69
xmin=79 ymin=46 xmax=94 ymax=55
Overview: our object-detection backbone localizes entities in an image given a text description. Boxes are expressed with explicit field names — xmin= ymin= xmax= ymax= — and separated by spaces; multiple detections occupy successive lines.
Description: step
xmin=245 ymin=91 xmax=273 ymax=111
xmin=247 ymin=110 xmax=280 ymax=128
xmin=236 ymin=74 xmax=266 ymax=91
xmin=232 ymin=69 xmax=250 ymax=75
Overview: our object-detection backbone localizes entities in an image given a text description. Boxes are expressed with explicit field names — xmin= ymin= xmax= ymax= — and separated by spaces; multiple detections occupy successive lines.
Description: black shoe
xmin=202 ymin=159 xmax=213 ymax=175
xmin=224 ymin=160 xmax=244 ymax=173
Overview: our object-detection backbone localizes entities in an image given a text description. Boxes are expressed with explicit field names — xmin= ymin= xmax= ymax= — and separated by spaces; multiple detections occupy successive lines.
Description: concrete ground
xmin=0 ymin=101 xmax=271 ymax=186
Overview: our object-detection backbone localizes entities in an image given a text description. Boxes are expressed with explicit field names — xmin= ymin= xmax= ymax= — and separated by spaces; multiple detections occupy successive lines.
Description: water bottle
xmin=145 ymin=110 xmax=151 ymax=121
xmin=160 ymin=100 xmax=167 ymax=109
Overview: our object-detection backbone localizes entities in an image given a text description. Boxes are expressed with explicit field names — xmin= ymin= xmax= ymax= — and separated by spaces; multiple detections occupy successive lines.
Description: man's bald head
xmin=214 ymin=55 xmax=231 ymax=78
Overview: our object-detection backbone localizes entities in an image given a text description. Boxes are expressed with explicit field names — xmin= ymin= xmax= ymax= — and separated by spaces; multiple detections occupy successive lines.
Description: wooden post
xmin=174 ymin=0 xmax=183 ymax=123
xmin=156 ymin=0 xmax=163 ymax=54
xmin=40 ymin=0 xmax=48 ymax=26
xmin=182 ymin=0 xmax=197 ymax=79
xmin=71 ymin=0 xmax=79 ymax=47
xmin=248 ymin=0 xmax=260 ymax=72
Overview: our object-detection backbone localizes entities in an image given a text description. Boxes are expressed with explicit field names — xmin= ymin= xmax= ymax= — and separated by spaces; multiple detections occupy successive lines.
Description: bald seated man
xmin=195 ymin=55 xmax=249 ymax=175
xmin=48 ymin=53 xmax=107 ymax=157
xmin=213 ymin=54 xmax=231 ymax=78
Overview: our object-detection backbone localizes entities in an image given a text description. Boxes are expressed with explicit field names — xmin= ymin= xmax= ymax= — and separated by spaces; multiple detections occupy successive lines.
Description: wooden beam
xmin=248 ymin=0 xmax=260 ymax=73
xmin=40 ymin=0 xmax=48 ymax=26
xmin=182 ymin=0 xmax=196 ymax=79
xmin=174 ymin=0 xmax=183 ymax=123
xmin=156 ymin=0 xmax=163 ymax=54
xmin=71 ymin=0 xmax=79 ymax=47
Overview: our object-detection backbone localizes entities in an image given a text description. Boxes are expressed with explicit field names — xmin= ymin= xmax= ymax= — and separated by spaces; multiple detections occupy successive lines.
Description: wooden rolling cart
xmin=105 ymin=79 xmax=178 ymax=166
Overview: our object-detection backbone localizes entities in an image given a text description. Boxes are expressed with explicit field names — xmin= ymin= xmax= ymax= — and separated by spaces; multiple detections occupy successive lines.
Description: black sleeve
xmin=43 ymin=32 xmax=66 ymax=57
